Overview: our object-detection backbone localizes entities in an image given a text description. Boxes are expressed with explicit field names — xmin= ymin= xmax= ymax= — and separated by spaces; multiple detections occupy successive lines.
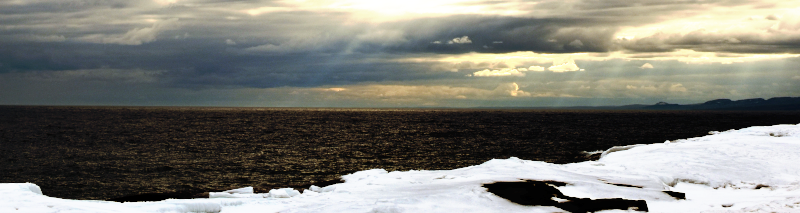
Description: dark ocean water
xmin=1 ymin=106 xmax=799 ymax=200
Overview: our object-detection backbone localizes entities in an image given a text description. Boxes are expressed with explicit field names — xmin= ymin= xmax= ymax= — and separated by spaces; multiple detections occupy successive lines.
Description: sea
xmin=1 ymin=106 xmax=799 ymax=200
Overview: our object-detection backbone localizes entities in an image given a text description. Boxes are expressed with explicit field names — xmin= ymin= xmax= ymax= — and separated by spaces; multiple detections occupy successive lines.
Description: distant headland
xmin=566 ymin=97 xmax=800 ymax=111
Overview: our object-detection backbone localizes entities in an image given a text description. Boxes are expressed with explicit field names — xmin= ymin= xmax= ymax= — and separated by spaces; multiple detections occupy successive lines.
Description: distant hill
xmin=641 ymin=97 xmax=800 ymax=111
xmin=562 ymin=97 xmax=800 ymax=111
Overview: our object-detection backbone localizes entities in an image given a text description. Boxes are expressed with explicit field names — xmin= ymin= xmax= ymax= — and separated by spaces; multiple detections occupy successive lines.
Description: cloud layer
xmin=1 ymin=0 xmax=799 ymax=107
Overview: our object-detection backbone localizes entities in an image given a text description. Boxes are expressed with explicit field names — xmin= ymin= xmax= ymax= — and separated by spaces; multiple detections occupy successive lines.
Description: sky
xmin=1 ymin=0 xmax=799 ymax=107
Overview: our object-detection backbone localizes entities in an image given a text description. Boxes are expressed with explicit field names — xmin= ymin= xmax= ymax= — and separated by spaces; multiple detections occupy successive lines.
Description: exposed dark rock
xmin=558 ymin=198 xmax=648 ymax=213
xmin=483 ymin=180 xmax=566 ymax=206
xmin=663 ymin=191 xmax=685 ymax=200
xmin=255 ymin=179 xmax=344 ymax=193
xmin=581 ymin=152 xmax=603 ymax=161
xmin=602 ymin=182 xmax=643 ymax=188
xmin=289 ymin=179 xmax=344 ymax=190
xmin=483 ymin=180 xmax=648 ymax=212
xmin=540 ymin=180 xmax=568 ymax=187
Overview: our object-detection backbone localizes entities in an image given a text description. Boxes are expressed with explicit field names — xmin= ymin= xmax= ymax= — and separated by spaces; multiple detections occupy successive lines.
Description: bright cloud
xmin=568 ymin=39 xmax=583 ymax=48
xmin=640 ymin=63 xmax=654 ymax=69
xmin=471 ymin=65 xmax=550 ymax=77
xmin=245 ymin=7 xmax=296 ymax=16
xmin=153 ymin=0 xmax=179 ymax=6
xmin=448 ymin=36 xmax=472 ymax=44
xmin=615 ymin=8 xmax=800 ymax=53
xmin=324 ymin=88 xmax=346 ymax=92
xmin=494 ymin=82 xmax=530 ymax=97
xmin=670 ymin=83 xmax=688 ymax=92
xmin=324 ymin=0 xmax=532 ymax=17
xmin=548 ymin=58 xmax=583 ymax=72
xmin=527 ymin=66 xmax=545 ymax=72
xmin=471 ymin=69 xmax=524 ymax=77
xmin=402 ymin=50 xmax=800 ymax=72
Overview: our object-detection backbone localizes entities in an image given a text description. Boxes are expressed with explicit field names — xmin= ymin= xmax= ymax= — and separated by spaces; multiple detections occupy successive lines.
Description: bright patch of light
xmin=616 ymin=35 xmax=635 ymax=40
xmin=241 ymin=0 xmax=533 ymax=18
xmin=245 ymin=7 xmax=294 ymax=16
xmin=153 ymin=0 xmax=178 ymax=6
xmin=325 ymin=88 xmax=346 ymax=92
xmin=472 ymin=68 xmax=524 ymax=77
xmin=399 ymin=50 xmax=799 ymax=72
xmin=614 ymin=6 xmax=800 ymax=44
xmin=606 ymin=49 xmax=800 ymax=64
xmin=326 ymin=0 xmax=528 ymax=16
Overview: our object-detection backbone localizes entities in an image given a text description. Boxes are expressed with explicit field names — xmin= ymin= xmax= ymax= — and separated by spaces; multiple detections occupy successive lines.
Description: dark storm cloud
xmin=0 ymin=1 xmax=130 ymax=14
xmin=0 ymin=35 xmax=454 ymax=89
xmin=159 ymin=54 xmax=450 ymax=89
xmin=366 ymin=16 xmax=619 ymax=54
xmin=233 ymin=15 xmax=622 ymax=55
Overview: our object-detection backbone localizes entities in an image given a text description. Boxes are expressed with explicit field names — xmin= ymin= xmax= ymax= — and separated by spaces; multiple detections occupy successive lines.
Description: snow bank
xmin=2 ymin=124 xmax=799 ymax=213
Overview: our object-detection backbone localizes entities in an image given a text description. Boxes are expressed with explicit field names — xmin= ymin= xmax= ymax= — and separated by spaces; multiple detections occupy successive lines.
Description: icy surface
xmin=2 ymin=124 xmax=799 ymax=212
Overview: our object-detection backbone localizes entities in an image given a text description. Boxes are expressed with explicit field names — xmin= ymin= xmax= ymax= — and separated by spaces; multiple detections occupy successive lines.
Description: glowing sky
xmin=1 ymin=0 xmax=799 ymax=107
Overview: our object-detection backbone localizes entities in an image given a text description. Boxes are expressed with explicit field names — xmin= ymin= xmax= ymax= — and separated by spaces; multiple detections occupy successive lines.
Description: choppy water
xmin=1 ymin=106 xmax=798 ymax=200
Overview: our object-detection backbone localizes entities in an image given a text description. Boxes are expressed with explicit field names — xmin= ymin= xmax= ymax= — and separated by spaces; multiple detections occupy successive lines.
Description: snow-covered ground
xmin=3 ymin=124 xmax=800 ymax=213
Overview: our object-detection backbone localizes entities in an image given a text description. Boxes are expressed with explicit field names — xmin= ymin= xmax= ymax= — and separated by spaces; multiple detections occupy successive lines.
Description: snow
xmin=2 ymin=124 xmax=800 ymax=213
